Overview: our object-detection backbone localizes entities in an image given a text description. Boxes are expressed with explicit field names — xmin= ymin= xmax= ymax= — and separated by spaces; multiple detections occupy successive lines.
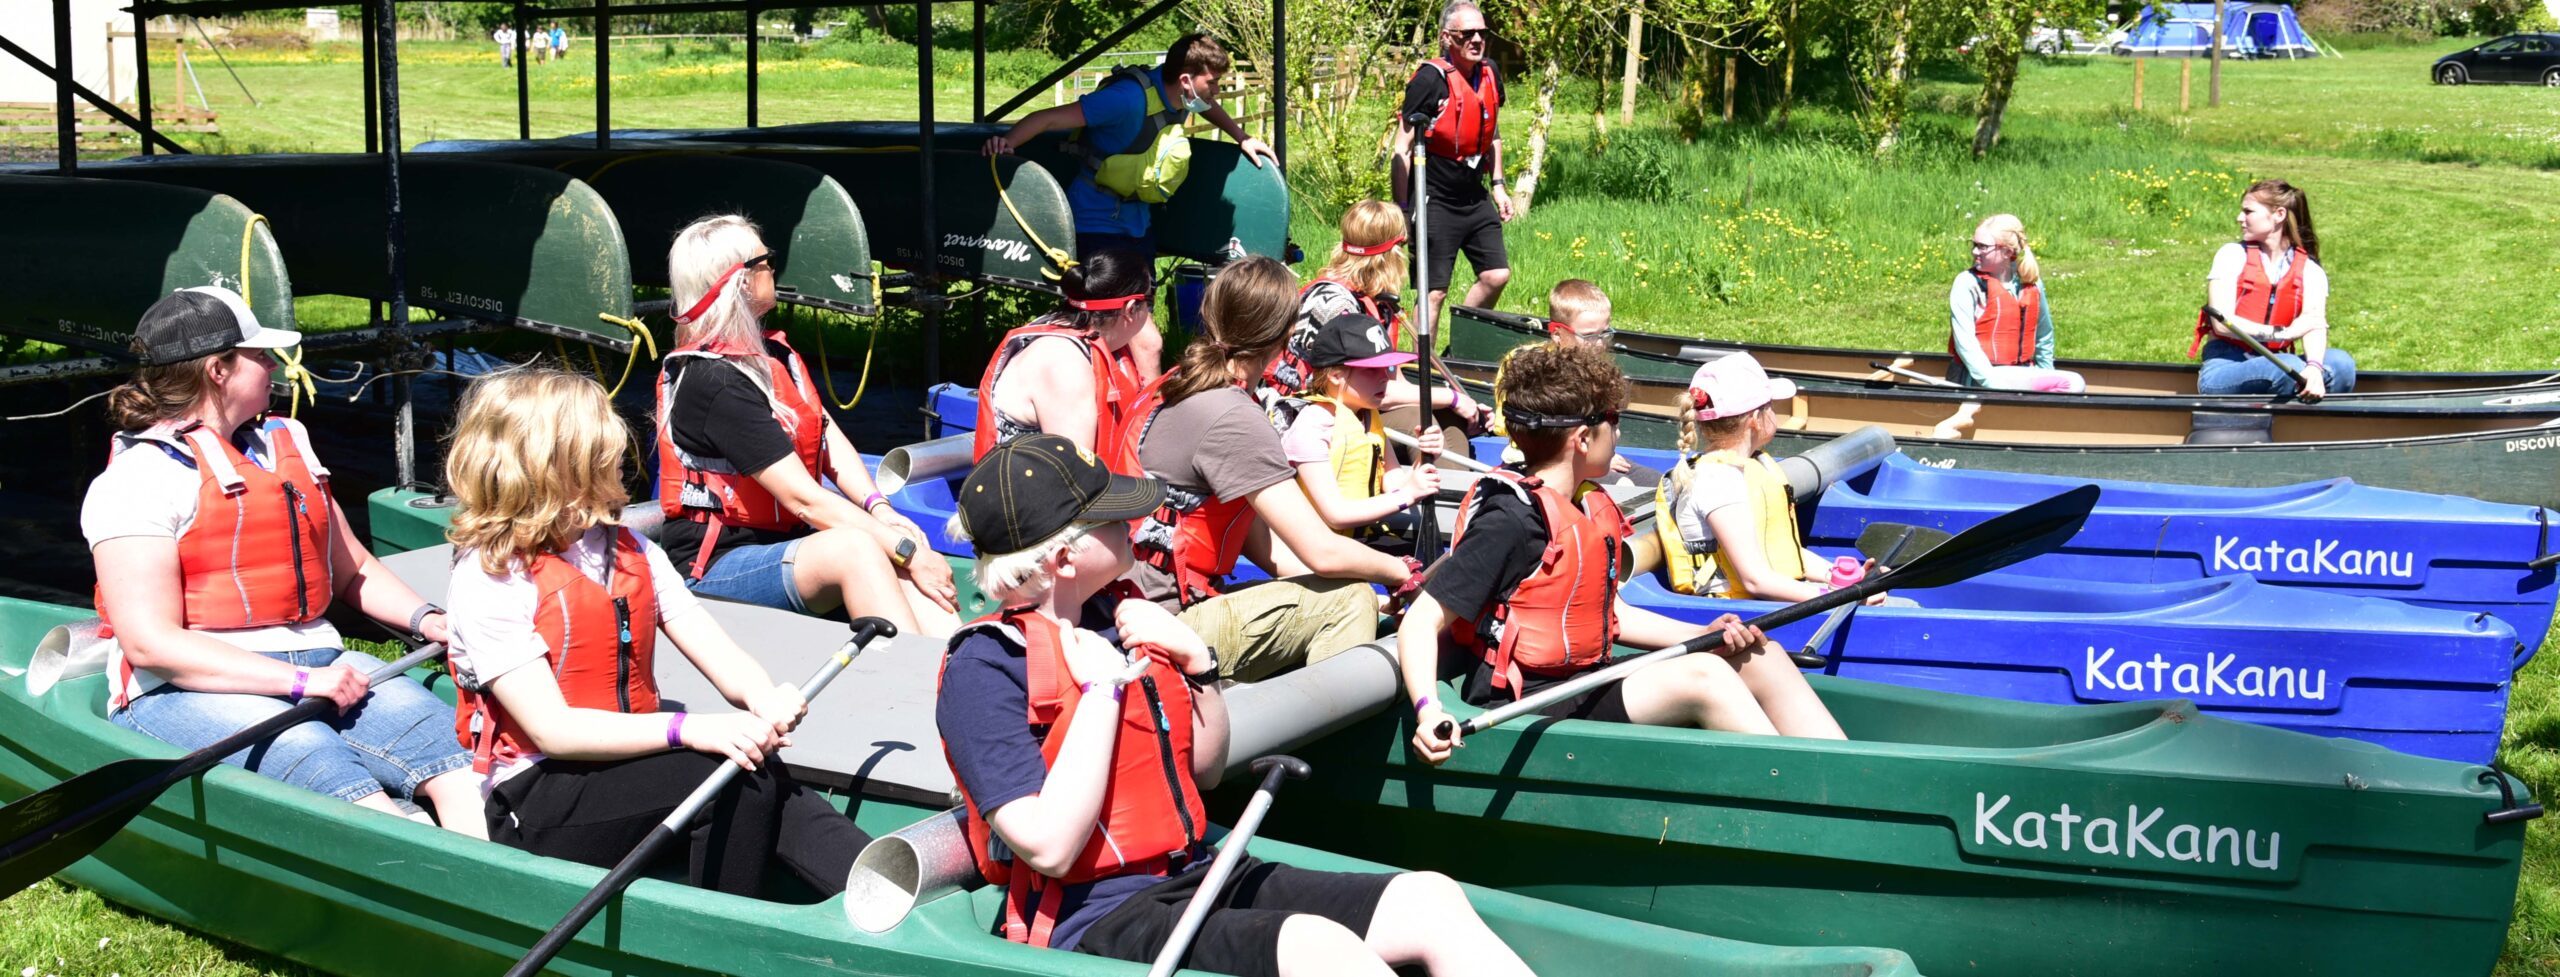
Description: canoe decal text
xmin=942 ymin=233 xmax=1035 ymax=263
xmin=1973 ymin=792 xmax=2282 ymax=872
xmin=2211 ymin=535 xmax=2416 ymax=580
xmin=2507 ymin=434 xmax=2560 ymax=453
xmin=2084 ymin=647 xmax=2327 ymax=705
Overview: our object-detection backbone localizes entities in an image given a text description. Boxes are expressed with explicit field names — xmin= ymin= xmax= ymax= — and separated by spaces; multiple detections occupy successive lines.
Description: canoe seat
xmin=2185 ymin=411 xmax=2274 ymax=445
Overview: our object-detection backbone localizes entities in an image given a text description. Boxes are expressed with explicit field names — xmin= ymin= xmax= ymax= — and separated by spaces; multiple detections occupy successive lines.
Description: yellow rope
xmin=808 ymin=301 xmax=880 ymax=410
xmin=241 ymin=214 xmax=316 ymax=417
xmin=591 ymin=313 xmax=660 ymax=397
xmin=990 ymin=154 xmax=1077 ymax=281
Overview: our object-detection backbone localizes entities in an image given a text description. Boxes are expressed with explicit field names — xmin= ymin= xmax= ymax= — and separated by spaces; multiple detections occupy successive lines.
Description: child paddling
xmin=1281 ymin=313 xmax=1444 ymax=548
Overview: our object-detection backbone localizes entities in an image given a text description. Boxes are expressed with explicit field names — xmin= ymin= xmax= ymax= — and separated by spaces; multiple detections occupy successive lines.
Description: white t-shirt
xmin=82 ymin=422 xmax=347 ymax=704
xmin=1666 ymin=455 xmax=1761 ymax=595
xmin=2206 ymin=242 xmax=2328 ymax=312
xmin=446 ymin=527 xmax=703 ymax=785
xmin=1281 ymin=403 xmax=1339 ymax=466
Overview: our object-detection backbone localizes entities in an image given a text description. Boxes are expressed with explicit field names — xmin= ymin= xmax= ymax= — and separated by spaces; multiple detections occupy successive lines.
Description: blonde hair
xmin=1547 ymin=279 xmax=1611 ymax=326
xmin=1315 ymin=200 xmax=1408 ymax=299
xmin=1667 ymin=411 xmax=1759 ymax=495
xmin=669 ymin=215 xmax=768 ymax=352
xmin=1976 ymin=214 xmax=2040 ymax=287
xmin=445 ymin=368 xmax=634 ymax=576
xmin=945 ymin=514 xmax=1102 ymax=605
xmin=106 ymin=343 xmax=236 ymax=432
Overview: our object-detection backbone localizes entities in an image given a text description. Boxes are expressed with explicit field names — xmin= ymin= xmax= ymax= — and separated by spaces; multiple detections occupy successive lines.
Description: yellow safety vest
xmin=1656 ymin=449 xmax=1805 ymax=597
xmin=1078 ymin=66 xmax=1193 ymax=204
xmin=1304 ymin=394 xmax=1388 ymax=536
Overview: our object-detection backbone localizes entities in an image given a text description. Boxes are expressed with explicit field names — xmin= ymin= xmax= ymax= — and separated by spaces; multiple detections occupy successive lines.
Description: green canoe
xmin=1259 ymin=667 xmax=2532 ymax=977
xmin=603 ymin=122 xmax=1293 ymax=265
xmin=1432 ymin=359 xmax=2560 ymax=509
xmin=0 ymin=174 xmax=294 ymax=355
xmin=1469 ymin=304 xmax=2560 ymax=402
xmin=410 ymin=144 xmax=880 ymax=316
xmin=63 ymin=155 xmax=639 ymax=351
xmin=0 ymin=592 xmax=1922 ymax=977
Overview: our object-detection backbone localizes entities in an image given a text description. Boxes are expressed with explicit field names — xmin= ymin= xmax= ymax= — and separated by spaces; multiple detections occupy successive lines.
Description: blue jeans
xmin=111 ymin=648 xmax=471 ymax=803
xmin=2197 ymin=340 xmax=2358 ymax=396
xmin=684 ymin=536 xmax=811 ymax=613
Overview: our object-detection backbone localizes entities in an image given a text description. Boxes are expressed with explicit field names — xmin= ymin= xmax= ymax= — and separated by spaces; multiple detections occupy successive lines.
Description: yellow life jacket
xmin=1076 ymin=66 xmax=1193 ymax=204
xmin=1656 ymin=449 xmax=1805 ymax=597
xmin=1303 ymin=393 xmax=1388 ymax=537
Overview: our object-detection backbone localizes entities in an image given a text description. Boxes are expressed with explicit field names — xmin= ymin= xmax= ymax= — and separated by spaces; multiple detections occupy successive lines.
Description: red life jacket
xmin=1412 ymin=58 xmax=1500 ymax=162
xmin=973 ymin=316 xmax=1144 ymax=476
xmin=1122 ymin=370 xmax=1259 ymax=607
xmin=654 ymin=329 xmax=833 ymax=579
xmin=2190 ymin=246 xmax=2309 ymax=357
xmin=1449 ymin=470 xmax=1628 ymax=698
xmin=451 ymin=527 xmax=661 ymax=775
xmin=97 ymin=418 xmax=336 ymax=709
xmin=940 ymin=602 xmax=1205 ymax=948
xmin=1262 ymin=277 xmax=1405 ymax=405
xmin=1954 ymin=270 xmax=2041 ymax=368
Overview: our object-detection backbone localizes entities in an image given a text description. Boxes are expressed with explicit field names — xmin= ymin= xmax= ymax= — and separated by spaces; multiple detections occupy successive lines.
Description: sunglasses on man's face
xmin=1444 ymin=27 xmax=1490 ymax=40
xmin=745 ymin=251 xmax=780 ymax=272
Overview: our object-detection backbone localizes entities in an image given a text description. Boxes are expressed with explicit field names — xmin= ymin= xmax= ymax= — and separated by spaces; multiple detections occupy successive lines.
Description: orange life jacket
xmin=451 ymin=527 xmax=661 ymax=776
xmin=98 ymin=418 xmax=336 ymax=710
xmin=1955 ymin=270 xmax=2041 ymax=368
xmin=1263 ymin=278 xmax=1405 ymax=404
xmin=941 ymin=601 xmax=1205 ymax=948
xmin=974 ymin=316 xmax=1144 ymax=476
xmin=655 ymin=329 xmax=833 ymax=579
xmin=1412 ymin=57 xmax=1500 ymax=162
xmin=1449 ymin=470 xmax=1628 ymax=698
xmin=2191 ymin=246 xmax=2308 ymax=357
xmin=1122 ymin=370 xmax=1259 ymax=607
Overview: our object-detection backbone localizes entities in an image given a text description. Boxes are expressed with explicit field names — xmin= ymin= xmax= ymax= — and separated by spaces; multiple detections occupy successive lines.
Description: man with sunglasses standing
xmin=1394 ymin=1 xmax=1513 ymax=330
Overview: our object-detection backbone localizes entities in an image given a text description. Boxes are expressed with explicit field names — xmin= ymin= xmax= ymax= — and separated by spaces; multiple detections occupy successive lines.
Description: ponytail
xmin=1058 ymin=247 xmax=1154 ymax=332
xmin=1156 ymin=256 xmax=1296 ymax=406
xmin=105 ymin=340 xmax=228 ymax=432
xmin=2246 ymin=179 xmax=2319 ymax=264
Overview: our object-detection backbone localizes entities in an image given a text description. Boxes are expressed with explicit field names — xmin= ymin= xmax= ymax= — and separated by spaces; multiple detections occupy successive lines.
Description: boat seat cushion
xmin=2185 ymin=411 xmax=2274 ymax=445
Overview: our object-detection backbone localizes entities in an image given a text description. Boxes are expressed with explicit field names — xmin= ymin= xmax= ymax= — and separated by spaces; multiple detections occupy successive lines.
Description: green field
xmin=7 ymin=31 xmax=2560 ymax=977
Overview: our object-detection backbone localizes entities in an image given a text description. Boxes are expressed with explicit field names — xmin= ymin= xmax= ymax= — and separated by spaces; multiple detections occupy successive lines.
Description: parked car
xmin=2433 ymin=33 xmax=2560 ymax=86
xmin=1957 ymin=26 xmax=2115 ymax=56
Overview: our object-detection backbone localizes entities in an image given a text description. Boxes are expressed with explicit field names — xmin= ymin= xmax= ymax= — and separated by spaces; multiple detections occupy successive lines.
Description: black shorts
xmin=1074 ymin=856 xmax=1397 ymax=977
xmin=1416 ymin=195 xmax=1509 ymax=292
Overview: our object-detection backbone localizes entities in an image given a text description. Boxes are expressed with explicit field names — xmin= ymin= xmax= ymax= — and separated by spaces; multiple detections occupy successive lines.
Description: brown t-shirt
xmin=1128 ymin=385 xmax=1296 ymax=603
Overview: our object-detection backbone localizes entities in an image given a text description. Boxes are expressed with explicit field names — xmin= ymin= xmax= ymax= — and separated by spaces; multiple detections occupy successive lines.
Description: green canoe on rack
xmin=62 ymin=155 xmax=639 ymax=351
xmin=604 ymin=122 xmax=1291 ymax=265
xmin=411 ymin=143 xmax=879 ymax=316
xmin=0 ymin=590 xmax=1923 ymax=977
xmin=0 ymin=174 xmax=292 ymax=355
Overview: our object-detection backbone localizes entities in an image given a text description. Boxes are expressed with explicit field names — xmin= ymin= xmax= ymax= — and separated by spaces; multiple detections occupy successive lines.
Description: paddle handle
xmin=1387 ymin=426 xmax=1490 ymax=474
xmin=505 ymin=618 xmax=896 ymax=977
xmin=1146 ymin=756 xmax=1313 ymax=977
xmin=2199 ymin=305 xmax=2310 ymax=391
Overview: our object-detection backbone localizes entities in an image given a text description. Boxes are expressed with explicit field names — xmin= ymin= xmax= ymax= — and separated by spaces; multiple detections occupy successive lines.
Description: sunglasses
xmin=1968 ymin=240 xmax=2007 ymax=252
xmin=744 ymin=251 xmax=779 ymax=272
xmin=1443 ymin=27 xmax=1490 ymax=40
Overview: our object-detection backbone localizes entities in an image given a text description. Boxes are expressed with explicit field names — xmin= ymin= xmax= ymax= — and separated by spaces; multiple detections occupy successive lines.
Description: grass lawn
xmin=5 ymin=32 xmax=2560 ymax=977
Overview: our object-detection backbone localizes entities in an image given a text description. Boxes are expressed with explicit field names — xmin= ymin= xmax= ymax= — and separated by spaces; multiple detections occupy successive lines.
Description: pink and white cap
xmin=1685 ymin=352 xmax=1796 ymax=420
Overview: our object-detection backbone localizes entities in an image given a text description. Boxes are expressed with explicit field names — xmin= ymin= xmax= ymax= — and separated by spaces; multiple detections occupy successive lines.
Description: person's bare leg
xmin=1730 ymin=640 xmax=1846 ymax=739
xmin=1461 ymin=267 xmax=1511 ymax=310
xmin=1358 ymin=871 xmax=1533 ymax=976
xmin=790 ymin=528 xmax=921 ymax=631
xmin=1275 ymin=915 xmax=1398 ymax=977
xmin=352 ymin=790 xmax=405 ymax=817
xmin=1619 ymin=653 xmax=1779 ymax=734
xmin=417 ymin=769 xmax=491 ymax=839
xmin=899 ymin=577 xmax=961 ymax=637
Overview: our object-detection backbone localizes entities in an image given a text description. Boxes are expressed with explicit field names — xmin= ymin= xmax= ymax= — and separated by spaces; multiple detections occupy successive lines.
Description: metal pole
xmin=971 ymin=0 xmax=985 ymax=122
xmin=595 ymin=0 xmax=612 ymax=149
xmin=187 ymin=16 xmax=257 ymax=105
xmin=919 ymin=0 xmax=941 ymax=384
xmin=134 ymin=11 xmax=155 ymax=156
xmin=376 ymin=0 xmax=416 ymax=490
xmin=361 ymin=3 xmax=377 ymax=153
xmin=1271 ymin=0 xmax=1285 ymax=170
xmin=515 ymin=2 xmax=530 ymax=139
xmin=745 ymin=0 xmax=759 ymax=127
xmin=53 ymin=0 xmax=75 ymax=172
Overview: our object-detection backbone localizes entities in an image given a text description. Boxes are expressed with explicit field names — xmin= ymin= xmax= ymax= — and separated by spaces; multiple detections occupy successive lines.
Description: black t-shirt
xmin=1400 ymin=60 xmax=1500 ymax=205
xmin=1423 ymin=476 xmax=1623 ymax=706
xmin=659 ymin=339 xmax=813 ymax=570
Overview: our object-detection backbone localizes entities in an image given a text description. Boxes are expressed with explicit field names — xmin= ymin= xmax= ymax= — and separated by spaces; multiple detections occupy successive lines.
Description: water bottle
xmin=1828 ymin=556 xmax=1865 ymax=590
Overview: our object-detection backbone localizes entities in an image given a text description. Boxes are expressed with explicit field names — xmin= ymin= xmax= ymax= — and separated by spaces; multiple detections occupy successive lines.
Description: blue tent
xmin=2118 ymin=3 xmax=2321 ymax=58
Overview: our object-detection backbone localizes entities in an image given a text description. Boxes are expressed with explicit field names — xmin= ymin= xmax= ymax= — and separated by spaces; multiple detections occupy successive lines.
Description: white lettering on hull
xmin=2083 ymin=647 xmax=2328 ymax=704
xmin=1974 ymin=793 xmax=2281 ymax=871
xmin=2210 ymin=535 xmax=2415 ymax=580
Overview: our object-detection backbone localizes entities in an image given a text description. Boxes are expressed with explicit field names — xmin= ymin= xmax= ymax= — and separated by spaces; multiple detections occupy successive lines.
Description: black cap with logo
xmin=1304 ymin=313 xmax=1417 ymax=370
xmin=134 ymin=286 xmax=300 ymax=367
xmin=957 ymin=433 xmax=1166 ymax=555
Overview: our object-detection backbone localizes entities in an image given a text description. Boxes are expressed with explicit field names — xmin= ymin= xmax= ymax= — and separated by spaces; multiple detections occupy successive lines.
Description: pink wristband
xmin=1413 ymin=694 xmax=1436 ymax=713
xmin=289 ymin=668 xmax=310 ymax=702
xmin=1082 ymin=680 xmax=1125 ymax=703
xmin=861 ymin=492 xmax=889 ymax=512
xmin=666 ymin=712 xmax=687 ymax=749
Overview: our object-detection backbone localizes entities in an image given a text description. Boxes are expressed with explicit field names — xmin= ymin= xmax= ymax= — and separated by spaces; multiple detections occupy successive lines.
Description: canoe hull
xmin=0 ymin=175 xmax=293 ymax=355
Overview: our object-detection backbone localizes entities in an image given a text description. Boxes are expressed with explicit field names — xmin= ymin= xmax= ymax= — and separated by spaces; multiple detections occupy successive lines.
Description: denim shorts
xmin=684 ymin=536 xmax=810 ymax=613
xmin=111 ymin=647 xmax=471 ymax=803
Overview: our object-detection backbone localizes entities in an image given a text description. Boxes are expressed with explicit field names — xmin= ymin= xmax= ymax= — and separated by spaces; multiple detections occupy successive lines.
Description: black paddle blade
xmin=0 ymin=757 xmax=176 ymax=899
xmin=1877 ymin=484 xmax=2097 ymax=592
xmin=1852 ymin=523 xmax=1954 ymax=568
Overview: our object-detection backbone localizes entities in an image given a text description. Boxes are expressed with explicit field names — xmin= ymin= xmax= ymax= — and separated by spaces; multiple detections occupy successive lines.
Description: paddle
xmin=1869 ymin=360 xmax=1962 ymax=388
xmin=1439 ymin=484 xmax=2097 ymax=740
xmin=2199 ymin=305 xmax=2314 ymax=402
xmin=1145 ymin=755 xmax=1313 ymax=977
xmin=1407 ymin=110 xmax=1444 ymax=564
xmin=506 ymin=618 xmax=897 ymax=977
xmin=0 ymin=642 xmax=450 ymax=899
xmin=1787 ymin=523 xmax=1953 ymax=669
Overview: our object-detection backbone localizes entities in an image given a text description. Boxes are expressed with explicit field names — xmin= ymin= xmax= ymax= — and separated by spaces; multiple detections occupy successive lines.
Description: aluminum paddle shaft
xmin=1407 ymin=110 xmax=1442 ymax=561
xmin=505 ymin=617 xmax=898 ymax=977
xmin=1146 ymin=755 xmax=1314 ymax=977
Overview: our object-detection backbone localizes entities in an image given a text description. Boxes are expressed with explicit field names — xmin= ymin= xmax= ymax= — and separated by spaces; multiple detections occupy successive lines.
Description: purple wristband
xmin=861 ymin=492 xmax=889 ymax=513
xmin=666 ymin=712 xmax=687 ymax=749
xmin=1413 ymin=694 xmax=1435 ymax=713
xmin=289 ymin=668 xmax=310 ymax=702
xmin=1081 ymin=680 xmax=1125 ymax=703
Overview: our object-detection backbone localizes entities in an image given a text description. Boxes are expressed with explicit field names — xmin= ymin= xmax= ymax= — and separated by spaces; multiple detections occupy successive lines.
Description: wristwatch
xmin=890 ymin=536 xmax=918 ymax=569
xmin=1188 ymin=645 xmax=1222 ymax=680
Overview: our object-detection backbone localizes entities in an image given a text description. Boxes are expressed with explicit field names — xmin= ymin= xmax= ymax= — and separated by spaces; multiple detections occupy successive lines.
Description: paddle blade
xmin=1875 ymin=484 xmax=2097 ymax=592
xmin=1852 ymin=523 xmax=1954 ymax=568
xmin=0 ymin=757 xmax=174 ymax=898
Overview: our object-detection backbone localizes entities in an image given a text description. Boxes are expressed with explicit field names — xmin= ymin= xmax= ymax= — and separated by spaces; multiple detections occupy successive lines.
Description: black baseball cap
xmin=134 ymin=286 xmax=299 ymax=367
xmin=1305 ymin=313 xmax=1416 ymax=370
xmin=957 ymin=433 xmax=1166 ymax=555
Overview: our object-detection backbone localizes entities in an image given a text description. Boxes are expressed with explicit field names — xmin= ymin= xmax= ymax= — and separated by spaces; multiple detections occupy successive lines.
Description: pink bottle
xmin=1828 ymin=556 xmax=1865 ymax=589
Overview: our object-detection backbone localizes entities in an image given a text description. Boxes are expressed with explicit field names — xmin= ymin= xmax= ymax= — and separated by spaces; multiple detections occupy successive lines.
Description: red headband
xmin=1066 ymin=293 xmax=1149 ymax=313
xmin=673 ymin=262 xmax=746 ymax=326
xmin=1545 ymin=320 xmax=1569 ymax=336
xmin=1341 ymin=236 xmax=1405 ymax=256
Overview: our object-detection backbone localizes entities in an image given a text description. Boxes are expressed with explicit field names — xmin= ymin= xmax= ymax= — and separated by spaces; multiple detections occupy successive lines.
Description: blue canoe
xmin=915 ymin=384 xmax=2521 ymax=763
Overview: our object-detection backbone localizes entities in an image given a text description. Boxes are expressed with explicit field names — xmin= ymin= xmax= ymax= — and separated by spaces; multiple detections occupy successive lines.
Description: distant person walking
xmin=550 ymin=25 xmax=568 ymax=63
xmin=1394 ymin=0 xmax=1513 ymax=328
xmin=494 ymin=24 xmax=516 ymax=68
